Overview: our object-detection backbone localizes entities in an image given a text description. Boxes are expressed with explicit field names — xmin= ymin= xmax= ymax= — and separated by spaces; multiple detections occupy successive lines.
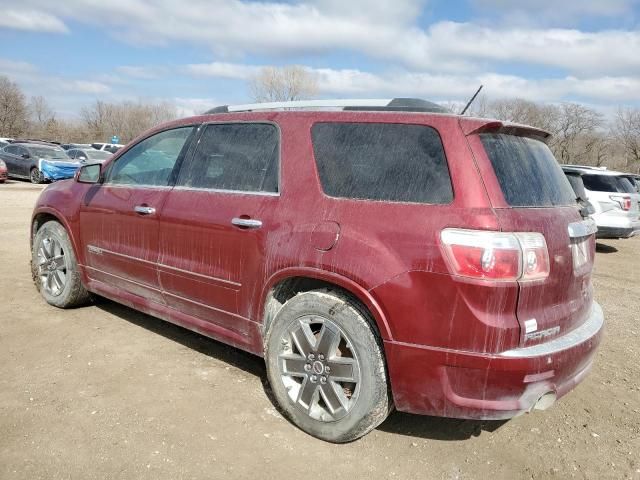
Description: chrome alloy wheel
xmin=36 ymin=236 xmax=68 ymax=296
xmin=278 ymin=315 xmax=361 ymax=422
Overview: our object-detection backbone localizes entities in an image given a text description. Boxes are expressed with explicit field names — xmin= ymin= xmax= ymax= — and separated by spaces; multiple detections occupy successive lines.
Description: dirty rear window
xmin=311 ymin=123 xmax=453 ymax=204
xmin=480 ymin=134 xmax=576 ymax=207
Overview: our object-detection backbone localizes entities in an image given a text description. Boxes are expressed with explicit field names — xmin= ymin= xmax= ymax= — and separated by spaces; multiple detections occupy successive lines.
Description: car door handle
xmin=134 ymin=205 xmax=156 ymax=215
xmin=231 ymin=217 xmax=262 ymax=229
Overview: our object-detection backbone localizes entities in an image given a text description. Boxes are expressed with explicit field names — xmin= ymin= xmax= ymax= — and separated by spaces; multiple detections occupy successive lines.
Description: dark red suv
xmin=31 ymin=98 xmax=603 ymax=442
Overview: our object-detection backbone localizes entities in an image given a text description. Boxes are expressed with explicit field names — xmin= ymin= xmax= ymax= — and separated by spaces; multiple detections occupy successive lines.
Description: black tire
xmin=264 ymin=289 xmax=391 ymax=442
xmin=30 ymin=167 xmax=44 ymax=184
xmin=31 ymin=220 xmax=91 ymax=308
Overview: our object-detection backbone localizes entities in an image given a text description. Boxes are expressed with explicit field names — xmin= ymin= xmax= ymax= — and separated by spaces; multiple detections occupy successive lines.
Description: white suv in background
xmin=562 ymin=165 xmax=640 ymax=239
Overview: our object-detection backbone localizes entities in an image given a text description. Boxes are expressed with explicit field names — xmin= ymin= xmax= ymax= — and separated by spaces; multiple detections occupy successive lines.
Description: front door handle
xmin=134 ymin=205 xmax=156 ymax=215
xmin=231 ymin=217 xmax=262 ymax=229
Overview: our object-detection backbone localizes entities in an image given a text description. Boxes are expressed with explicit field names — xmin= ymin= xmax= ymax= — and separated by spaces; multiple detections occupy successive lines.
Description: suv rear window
xmin=311 ymin=123 xmax=453 ymax=204
xmin=480 ymin=134 xmax=576 ymax=207
xmin=582 ymin=174 xmax=633 ymax=193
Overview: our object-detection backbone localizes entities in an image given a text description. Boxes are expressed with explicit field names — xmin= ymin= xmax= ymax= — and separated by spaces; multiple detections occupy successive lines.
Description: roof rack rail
xmin=205 ymin=98 xmax=450 ymax=114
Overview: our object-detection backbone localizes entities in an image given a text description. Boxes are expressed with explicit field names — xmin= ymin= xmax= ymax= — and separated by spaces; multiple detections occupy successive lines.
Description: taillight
xmin=610 ymin=195 xmax=631 ymax=211
xmin=441 ymin=229 xmax=550 ymax=282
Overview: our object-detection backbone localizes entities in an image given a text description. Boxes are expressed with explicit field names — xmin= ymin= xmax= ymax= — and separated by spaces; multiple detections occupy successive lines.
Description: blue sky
xmin=0 ymin=0 xmax=639 ymax=118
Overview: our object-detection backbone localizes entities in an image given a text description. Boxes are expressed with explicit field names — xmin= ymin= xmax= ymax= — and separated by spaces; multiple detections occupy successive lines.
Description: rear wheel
xmin=265 ymin=289 xmax=390 ymax=442
xmin=30 ymin=167 xmax=44 ymax=184
xmin=31 ymin=220 xmax=91 ymax=308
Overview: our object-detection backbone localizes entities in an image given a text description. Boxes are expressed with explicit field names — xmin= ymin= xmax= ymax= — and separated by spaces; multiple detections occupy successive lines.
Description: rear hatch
xmin=468 ymin=128 xmax=596 ymax=347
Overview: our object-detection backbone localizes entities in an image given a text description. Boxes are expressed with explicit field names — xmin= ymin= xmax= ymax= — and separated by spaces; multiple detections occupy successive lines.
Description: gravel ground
xmin=0 ymin=180 xmax=638 ymax=480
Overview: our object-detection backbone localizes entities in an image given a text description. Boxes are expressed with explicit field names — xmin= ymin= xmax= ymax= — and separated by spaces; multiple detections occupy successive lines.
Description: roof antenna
xmin=459 ymin=85 xmax=483 ymax=115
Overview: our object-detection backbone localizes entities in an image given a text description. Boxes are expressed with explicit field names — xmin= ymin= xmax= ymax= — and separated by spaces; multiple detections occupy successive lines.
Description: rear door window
xmin=311 ymin=122 xmax=453 ymax=204
xmin=176 ymin=123 xmax=279 ymax=193
xmin=480 ymin=134 xmax=576 ymax=207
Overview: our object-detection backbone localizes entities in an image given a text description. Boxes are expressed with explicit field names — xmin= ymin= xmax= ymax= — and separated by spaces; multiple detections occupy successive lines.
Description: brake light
xmin=441 ymin=229 xmax=550 ymax=282
xmin=610 ymin=195 xmax=631 ymax=211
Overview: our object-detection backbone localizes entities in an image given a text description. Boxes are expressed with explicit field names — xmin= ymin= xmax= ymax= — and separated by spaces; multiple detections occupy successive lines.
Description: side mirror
xmin=21 ymin=153 xmax=30 ymax=159
xmin=76 ymin=163 xmax=103 ymax=184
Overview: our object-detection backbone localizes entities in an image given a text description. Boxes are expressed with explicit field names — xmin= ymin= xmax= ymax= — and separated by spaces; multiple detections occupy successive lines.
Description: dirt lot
xmin=0 ymin=180 xmax=638 ymax=480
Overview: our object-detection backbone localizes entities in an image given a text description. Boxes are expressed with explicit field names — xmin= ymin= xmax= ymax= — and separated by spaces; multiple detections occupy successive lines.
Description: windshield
xmin=582 ymin=174 xmax=634 ymax=193
xmin=85 ymin=150 xmax=112 ymax=160
xmin=29 ymin=146 xmax=70 ymax=160
xmin=480 ymin=133 xmax=576 ymax=207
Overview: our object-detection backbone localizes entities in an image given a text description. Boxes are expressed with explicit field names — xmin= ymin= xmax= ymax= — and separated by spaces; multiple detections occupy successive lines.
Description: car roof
xmin=562 ymin=165 xmax=628 ymax=177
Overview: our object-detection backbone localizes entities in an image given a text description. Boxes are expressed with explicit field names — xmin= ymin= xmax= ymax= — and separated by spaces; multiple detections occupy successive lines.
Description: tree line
xmin=1 ymin=70 xmax=639 ymax=173
xmin=0 ymin=75 xmax=177 ymax=144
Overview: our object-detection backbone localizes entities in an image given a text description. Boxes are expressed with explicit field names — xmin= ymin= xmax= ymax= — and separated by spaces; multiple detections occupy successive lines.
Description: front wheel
xmin=30 ymin=168 xmax=44 ymax=184
xmin=265 ymin=289 xmax=391 ymax=442
xmin=31 ymin=220 xmax=91 ymax=308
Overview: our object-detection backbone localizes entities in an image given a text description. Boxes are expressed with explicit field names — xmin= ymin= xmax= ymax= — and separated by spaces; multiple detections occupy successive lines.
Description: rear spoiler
xmin=459 ymin=118 xmax=552 ymax=144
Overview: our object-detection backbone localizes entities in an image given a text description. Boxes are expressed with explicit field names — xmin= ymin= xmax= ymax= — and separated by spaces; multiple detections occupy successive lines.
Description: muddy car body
xmin=31 ymin=99 xmax=603 ymax=442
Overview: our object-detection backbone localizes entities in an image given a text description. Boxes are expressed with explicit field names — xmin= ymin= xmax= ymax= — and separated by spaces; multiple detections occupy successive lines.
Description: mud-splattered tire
xmin=31 ymin=220 xmax=91 ymax=308
xmin=265 ymin=289 xmax=391 ymax=442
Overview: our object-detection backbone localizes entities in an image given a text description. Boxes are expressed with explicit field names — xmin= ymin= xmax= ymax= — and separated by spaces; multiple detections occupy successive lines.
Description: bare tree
xmin=80 ymin=100 xmax=177 ymax=143
xmin=28 ymin=95 xmax=56 ymax=139
xmin=249 ymin=65 xmax=319 ymax=103
xmin=613 ymin=107 xmax=640 ymax=173
xmin=552 ymin=103 xmax=603 ymax=164
xmin=0 ymin=75 xmax=28 ymax=137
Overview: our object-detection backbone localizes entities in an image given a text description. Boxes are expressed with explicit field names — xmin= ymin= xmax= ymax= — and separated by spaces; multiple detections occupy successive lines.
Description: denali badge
xmin=525 ymin=326 xmax=560 ymax=342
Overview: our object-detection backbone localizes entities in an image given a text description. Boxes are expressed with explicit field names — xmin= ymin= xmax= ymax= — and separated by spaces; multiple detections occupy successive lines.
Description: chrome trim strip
xmin=499 ymin=302 xmax=603 ymax=358
xmin=172 ymin=186 xmax=279 ymax=197
xmin=157 ymin=263 xmax=241 ymax=288
xmin=568 ymin=218 xmax=598 ymax=238
xmin=86 ymin=245 xmax=242 ymax=288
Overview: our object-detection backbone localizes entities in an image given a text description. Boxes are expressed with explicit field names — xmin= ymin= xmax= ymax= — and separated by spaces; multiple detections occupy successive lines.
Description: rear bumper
xmin=596 ymin=225 xmax=640 ymax=239
xmin=386 ymin=302 xmax=604 ymax=419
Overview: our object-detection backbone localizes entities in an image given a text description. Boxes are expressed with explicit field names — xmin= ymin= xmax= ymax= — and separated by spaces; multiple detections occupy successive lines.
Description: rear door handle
xmin=231 ymin=217 xmax=262 ymax=229
xmin=134 ymin=205 xmax=156 ymax=215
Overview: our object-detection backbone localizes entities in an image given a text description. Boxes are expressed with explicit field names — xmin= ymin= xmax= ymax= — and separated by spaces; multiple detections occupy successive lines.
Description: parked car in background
xmin=31 ymin=98 xmax=603 ymax=442
xmin=0 ymin=143 xmax=81 ymax=183
xmin=0 ymin=159 xmax=7 ymax=183
xmin=61 ymin=143 xmax=93 ymax=150
xmin=66 ymin=148 xmax=112 ymax=162
xmin=0 ymin=137 xmax=14 ymax=144
xmin=91 ymin=142 xmax=124 ymax=153
xmin=563 ymin=169 xmax=596 ymax=218
xmin=562 ymin=165 xmax=640 ymax=238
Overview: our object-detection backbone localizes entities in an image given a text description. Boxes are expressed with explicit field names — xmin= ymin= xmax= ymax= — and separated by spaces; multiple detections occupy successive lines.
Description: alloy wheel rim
xmin=278 ymin=315 xmax=361 ymax=422
xmin=31 ymin=169 xmax=40 ymax=183
xmin=37 ymin=237 xmax=67 ymax=296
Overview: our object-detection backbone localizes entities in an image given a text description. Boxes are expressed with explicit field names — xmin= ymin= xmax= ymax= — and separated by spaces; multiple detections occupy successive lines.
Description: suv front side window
xmin=107 ymin=127 xmax=194 ymax=187
xmin=177 ymin=123 xmax=279 ymax=193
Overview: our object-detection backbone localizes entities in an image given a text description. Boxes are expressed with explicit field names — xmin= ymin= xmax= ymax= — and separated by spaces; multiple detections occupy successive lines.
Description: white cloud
xmin=5 ymin=0 xmax=640 ymax=78
xmin=0 ymin=8 xmax=68 ymax=33
xmin=472 ymin=0 xmax=636 ymax=23
xmin=186 ymin=62 xmax=261 ymax=80
xmin=116 ymin=66 xmax=168 ymax=80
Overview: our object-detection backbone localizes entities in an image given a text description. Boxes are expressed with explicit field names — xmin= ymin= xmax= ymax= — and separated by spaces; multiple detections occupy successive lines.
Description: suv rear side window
xmin=177 ymin=123 xmax=279 ymax=193
xmin=311 ymin=123 xmax=453 ymax=204
xmin=480 ymin=134 xmax=575 ymax=207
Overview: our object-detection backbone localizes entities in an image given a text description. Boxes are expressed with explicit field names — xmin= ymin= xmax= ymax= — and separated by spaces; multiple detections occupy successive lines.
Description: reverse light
xmin=441 ymin=229 xmax=550 ymax=282
xmin=610 ymin=195 xmax=632 ymax=211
